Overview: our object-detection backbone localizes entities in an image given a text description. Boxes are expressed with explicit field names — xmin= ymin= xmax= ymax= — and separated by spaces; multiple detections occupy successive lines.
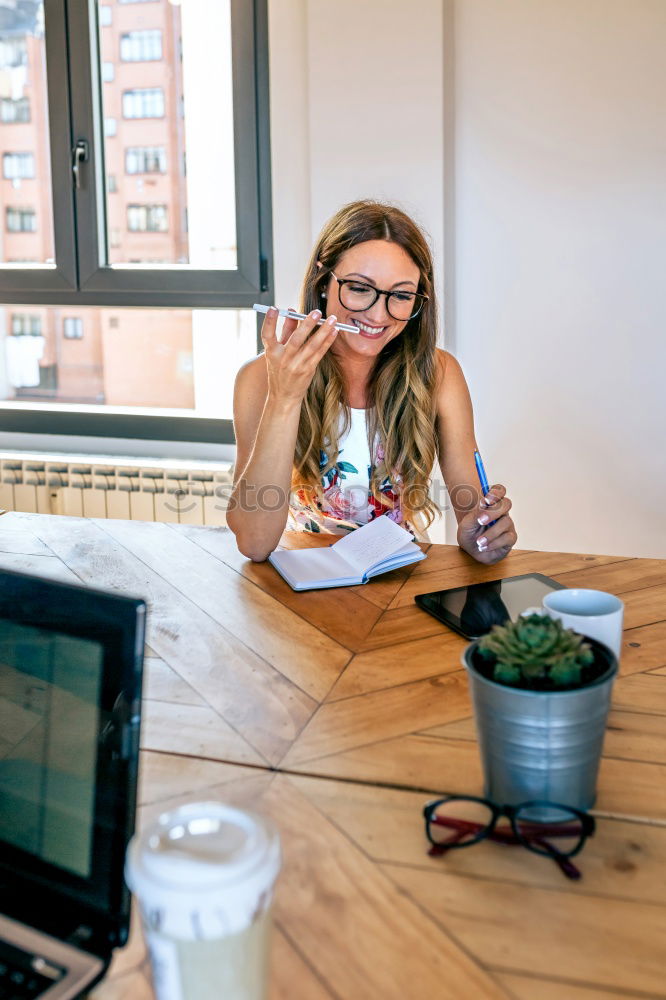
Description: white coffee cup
xmin=125 ymin=801 xmax=281 ymax=1000
xmin=522 ymin=588 xmax=624 ymax=659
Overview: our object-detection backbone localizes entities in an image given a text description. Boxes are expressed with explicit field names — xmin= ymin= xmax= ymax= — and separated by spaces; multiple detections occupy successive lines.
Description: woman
xmin=228 ymin=200 xmax=517 ymax=563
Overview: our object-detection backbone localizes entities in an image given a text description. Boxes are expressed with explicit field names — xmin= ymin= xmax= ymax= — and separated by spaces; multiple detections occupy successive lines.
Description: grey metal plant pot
xmin=462 ymin=637 xmax=618 ymax=810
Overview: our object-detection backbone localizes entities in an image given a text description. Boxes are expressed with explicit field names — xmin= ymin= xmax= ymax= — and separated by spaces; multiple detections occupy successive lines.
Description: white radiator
xmin=0 ymin=451 xmax=234 ymax=526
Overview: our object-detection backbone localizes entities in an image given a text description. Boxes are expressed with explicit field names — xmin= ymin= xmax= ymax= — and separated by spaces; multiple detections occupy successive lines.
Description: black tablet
xmin=414 ymin=572 xmax=566 ymax=640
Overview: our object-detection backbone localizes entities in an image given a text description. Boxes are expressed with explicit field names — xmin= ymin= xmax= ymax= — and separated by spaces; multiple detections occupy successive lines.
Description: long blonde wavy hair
xmin=293 ymin=200 xmax=440 ymax=529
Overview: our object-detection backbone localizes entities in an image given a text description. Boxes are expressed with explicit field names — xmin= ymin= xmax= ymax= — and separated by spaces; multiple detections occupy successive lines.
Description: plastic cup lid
xmin=126 ymin=800 xmax=281 ymax=896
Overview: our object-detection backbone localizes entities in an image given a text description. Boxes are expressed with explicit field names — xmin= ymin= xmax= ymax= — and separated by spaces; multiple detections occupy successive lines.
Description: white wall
xmin=305 ymin=1 xmax=445 ymax=301
xmin=452 ymin=0 xmax=666 ymax=557
xmin=269 ymin=0 xmax=445 ymax=312
xmin=269 ymin=0 xmax=444 ymax=303
xmin=267 ymin=0 xmax=312 ymax=313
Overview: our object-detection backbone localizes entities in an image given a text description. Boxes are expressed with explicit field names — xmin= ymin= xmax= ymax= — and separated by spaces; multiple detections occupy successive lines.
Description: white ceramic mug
xmin=522 ymin=588 xmax=624 ymax=659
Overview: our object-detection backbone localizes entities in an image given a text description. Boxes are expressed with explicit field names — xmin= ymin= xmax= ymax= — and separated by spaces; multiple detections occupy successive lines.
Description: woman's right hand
xmin=261 ymin=307 xmax=339 ymax=404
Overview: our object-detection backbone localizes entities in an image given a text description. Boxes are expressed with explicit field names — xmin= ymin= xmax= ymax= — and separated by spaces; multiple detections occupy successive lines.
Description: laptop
xmin=0 ymin=568 xmax=146 ymax=999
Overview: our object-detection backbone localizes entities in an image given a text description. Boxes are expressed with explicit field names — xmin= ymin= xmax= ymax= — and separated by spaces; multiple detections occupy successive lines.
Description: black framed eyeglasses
xmin=423 ymin=795 xmax=595 ymax=880
xmin=329 ymin=272 xmax=428 ymax=321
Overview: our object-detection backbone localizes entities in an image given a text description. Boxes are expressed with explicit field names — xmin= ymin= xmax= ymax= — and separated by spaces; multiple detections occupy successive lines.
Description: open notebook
xmin=268 ymin=516 xmax=426 ymax=591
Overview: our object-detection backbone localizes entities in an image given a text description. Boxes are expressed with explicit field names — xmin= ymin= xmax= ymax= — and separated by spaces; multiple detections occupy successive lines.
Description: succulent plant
xmin=477 ymin=613 xmax=595 ymax=689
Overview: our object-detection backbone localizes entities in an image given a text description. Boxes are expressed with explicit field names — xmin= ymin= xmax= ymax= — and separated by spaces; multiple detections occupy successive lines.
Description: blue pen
xmin=473 ymin=449 xmax=496 ymax=527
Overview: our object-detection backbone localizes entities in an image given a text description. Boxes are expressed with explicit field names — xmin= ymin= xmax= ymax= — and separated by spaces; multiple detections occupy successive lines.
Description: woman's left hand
xmin=457 ymin=483 xmax=517 ymax=564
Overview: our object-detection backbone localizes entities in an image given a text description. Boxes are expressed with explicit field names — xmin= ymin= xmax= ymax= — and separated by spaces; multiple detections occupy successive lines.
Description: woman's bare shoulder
xmin=434 ymin=348 xmax=465 ymax=385
xmin=234 ymin=354 xmax=268 ymax=404
xmin=434 ymin=348 xmax=472 ymax=414
xmin=235 ymin=352 xmax=268 ymax=393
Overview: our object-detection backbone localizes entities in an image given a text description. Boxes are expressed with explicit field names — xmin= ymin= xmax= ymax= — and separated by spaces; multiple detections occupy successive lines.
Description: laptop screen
xmin=0 ymin=621 xmax=103 ymax=880
xmin=0 ymin=568 xmax=145 ymax=944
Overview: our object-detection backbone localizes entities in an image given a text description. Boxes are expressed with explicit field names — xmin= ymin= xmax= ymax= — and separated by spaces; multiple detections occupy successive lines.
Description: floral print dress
xmin=287 ymin=407 xmax=428 ymax=540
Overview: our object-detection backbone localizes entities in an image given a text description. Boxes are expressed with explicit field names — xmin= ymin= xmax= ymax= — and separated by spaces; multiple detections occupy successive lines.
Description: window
xmin=127 ymin=204 xmax=167 ymax=233
xmin=120 ymin=30 xmax=162 ymax=62
xmin=6 ymin=207 xmax=36 ymax=233
xmin=0 ymin=98 xmax=30 ymax=124
xmin=122 ymin=88 xmax=164 ymax=119
xmin=63 ymin=318 xmax=83 ymax=339
xmin=0 ymin=38 xmax=27 ymax=68
xmin=3 ymin=152 xmax=35 ymax=179
xmin=125 ymin=146 xmax=166 ymax=174
xmin=11 ymin=315 xmax=42 ymax=336
xmin=0 ymin=0 xmax=271 ymax=445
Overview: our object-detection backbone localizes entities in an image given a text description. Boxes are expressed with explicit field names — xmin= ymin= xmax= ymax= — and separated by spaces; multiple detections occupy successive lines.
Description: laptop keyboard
xmin=0 ymin=939 xmax=65 ymax=999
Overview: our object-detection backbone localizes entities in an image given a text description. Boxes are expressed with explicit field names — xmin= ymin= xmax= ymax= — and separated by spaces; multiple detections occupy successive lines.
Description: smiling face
xmin=322 ymin=240 xmax=421 ymax=360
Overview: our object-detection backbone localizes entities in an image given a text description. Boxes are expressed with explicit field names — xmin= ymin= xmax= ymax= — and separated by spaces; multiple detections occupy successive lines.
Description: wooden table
xmin=2 ymin=511 xmax=666 ymax=1000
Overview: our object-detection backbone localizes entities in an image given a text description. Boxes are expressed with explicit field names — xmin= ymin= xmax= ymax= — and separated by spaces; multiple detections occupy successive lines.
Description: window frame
xmin=126 ymin=203 xmax=168 ymax=233
xmin=63 ymin=317 xmax=84 ymax=339
xmin=0 ymin=37 xmax=28 ymax=66
xmin=2 ymin=151 xmax=36 ymax=179
xmin=119 ymin=29 xmax=162 ymax=62
xmin=125 ymin=145 xmax=167 ymax=175
xmin=6 ymin=206 xmax=37 ymax=233
xmin=0 ymin=0 xmax=272 ymax=445
xmin=11 ymin=314 xmax=42 ymax=336
xmin=0 ymin=96 xmax=31 ymax=123
xmin=68 ymin=0 xmax=272 ymax=308
xmin=121 ymin=86 xmax=165 ymax=119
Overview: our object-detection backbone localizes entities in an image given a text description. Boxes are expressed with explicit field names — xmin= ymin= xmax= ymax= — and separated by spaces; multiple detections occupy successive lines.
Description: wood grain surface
xmin=1 ymin=511 xmax=665 ymax=1000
